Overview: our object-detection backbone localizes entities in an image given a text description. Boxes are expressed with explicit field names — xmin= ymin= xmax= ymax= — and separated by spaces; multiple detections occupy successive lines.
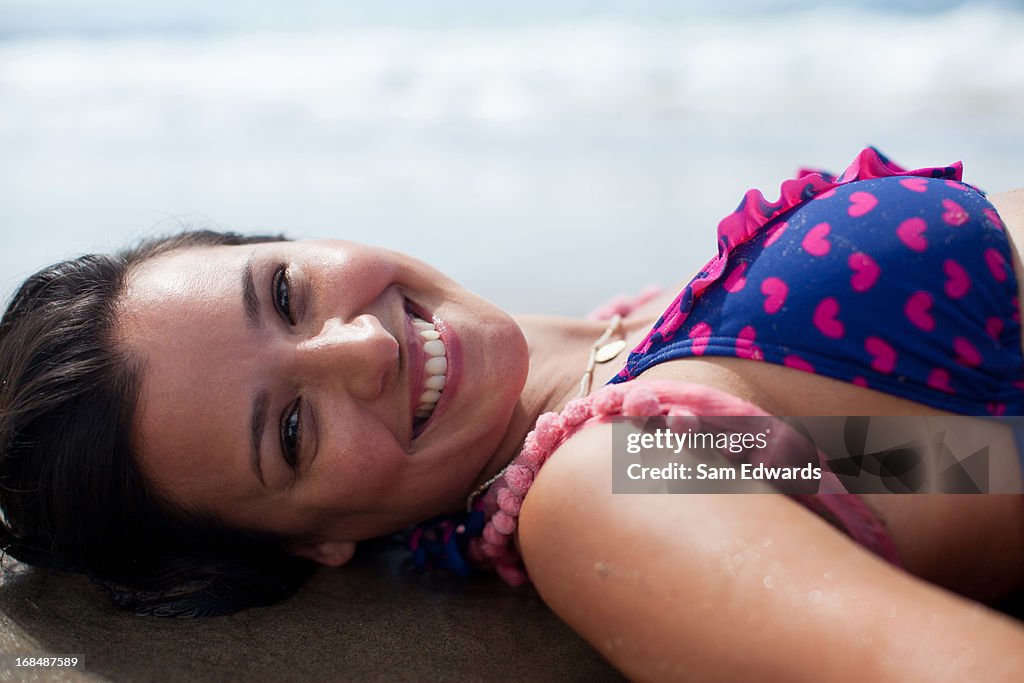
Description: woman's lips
xmin=405 ymin=303 xmax=452 ymax=440
xmin=425 ymin=314 xmax=459 ymax=432
xmin=404 ymin=310 xmax=426 ymax=436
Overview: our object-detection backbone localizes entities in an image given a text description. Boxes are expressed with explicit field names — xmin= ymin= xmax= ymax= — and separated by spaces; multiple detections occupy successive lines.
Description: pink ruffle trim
xmin=629 ymin=147 xmax=964 ymax=358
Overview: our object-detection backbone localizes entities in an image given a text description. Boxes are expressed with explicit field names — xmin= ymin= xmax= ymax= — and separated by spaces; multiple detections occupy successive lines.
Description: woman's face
xmin=118 ymin=239 xmax=528 ymax=562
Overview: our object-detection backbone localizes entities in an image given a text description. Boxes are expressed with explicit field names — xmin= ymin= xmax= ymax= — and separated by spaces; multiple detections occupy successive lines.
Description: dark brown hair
xmin=0 ymin=230 xmax=317 ymax=617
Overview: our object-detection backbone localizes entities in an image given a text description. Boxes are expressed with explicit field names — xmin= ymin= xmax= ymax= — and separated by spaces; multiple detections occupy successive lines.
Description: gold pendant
xmin=594 ymin=339 xmax=627 ymax=363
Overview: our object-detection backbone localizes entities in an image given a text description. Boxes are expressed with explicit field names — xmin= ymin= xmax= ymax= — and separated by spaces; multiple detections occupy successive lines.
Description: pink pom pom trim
xmin=482 ymin=524 xmax=507 ymax=546
xmin=503 ymin=465 xmax=534 ymax=497
xmin=495 ymin=563 xmax=529 ymax=587
xmin=491 ymin=510 xmax=516 ymax=535
xmin=518 ymin=442 xmax=546 ymax=470
xmin=468 ymin=379 xmax=903 ymax=587
xmin=534 ymin=413 xmax=566 ymax=449
xmin=482 ymin=542 xmax=508 ymax=559
xmin=622 ymin=387 xmax=661 ymax=417
xmin=561 ymin=398 xmax=593 ymax=427
xmin=496 ymin=488 xmax=523 ymax=516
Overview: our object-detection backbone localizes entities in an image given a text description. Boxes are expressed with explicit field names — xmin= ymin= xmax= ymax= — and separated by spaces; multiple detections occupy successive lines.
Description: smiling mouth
xmin=410 ymin=312 xmax=447 ymax=437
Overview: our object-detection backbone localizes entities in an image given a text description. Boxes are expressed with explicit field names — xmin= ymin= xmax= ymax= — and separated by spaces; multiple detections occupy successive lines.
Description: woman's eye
xmin=280 ymin=398 xmax=302 ymax=469
xmin=273 ymin=266 xmax=295 ymax=324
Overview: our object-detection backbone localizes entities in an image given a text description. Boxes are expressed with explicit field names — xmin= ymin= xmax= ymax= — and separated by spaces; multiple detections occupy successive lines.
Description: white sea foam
xmin=1 ymin=2 xmax=1022 ymax=312
xmin=2 ymin=6 xmax=1022 ymax=130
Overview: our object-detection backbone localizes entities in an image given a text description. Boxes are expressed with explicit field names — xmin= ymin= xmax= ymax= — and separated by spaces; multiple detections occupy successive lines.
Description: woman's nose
xmin=295 ymin=314 xmax=399 ymax=401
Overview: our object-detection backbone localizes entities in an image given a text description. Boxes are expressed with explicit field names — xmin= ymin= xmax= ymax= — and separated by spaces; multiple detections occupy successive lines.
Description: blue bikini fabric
xmin=610 ymin=149 xmax=1024 ymax=416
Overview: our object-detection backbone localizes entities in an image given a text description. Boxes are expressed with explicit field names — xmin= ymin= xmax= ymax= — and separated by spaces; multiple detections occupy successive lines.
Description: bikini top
xmin=610 ymin=148 xmax=1024 ymax=416
xmin=412 ymin=148 xmax=1023 ymax=583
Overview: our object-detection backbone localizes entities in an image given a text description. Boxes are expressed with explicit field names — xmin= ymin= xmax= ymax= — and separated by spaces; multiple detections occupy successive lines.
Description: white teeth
xmin=410 ymin=312 xmax=449 ymax=427
xmin=425 ymin=356 xmax=447 ymax=376
xmin=423 ymin=340 xmax=445 ymax=357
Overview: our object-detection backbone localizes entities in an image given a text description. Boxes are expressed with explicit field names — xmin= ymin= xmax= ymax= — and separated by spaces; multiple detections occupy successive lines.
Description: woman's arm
xmin=518 ymin=421 xmax=1024 ymax=682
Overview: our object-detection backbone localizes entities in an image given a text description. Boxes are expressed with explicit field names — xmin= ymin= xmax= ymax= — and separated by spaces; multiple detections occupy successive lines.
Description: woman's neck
xmin=468 ymin=313 xmax=638 ymax=493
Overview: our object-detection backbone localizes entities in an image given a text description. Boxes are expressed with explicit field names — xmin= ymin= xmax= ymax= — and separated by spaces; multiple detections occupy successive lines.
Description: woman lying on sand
xmin=2 ymin=148 xmax=1024 ymax=680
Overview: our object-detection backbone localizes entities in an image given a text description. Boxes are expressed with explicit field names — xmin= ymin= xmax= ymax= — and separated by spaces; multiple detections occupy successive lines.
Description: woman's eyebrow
xmin=242 ymin=253 xmax=262 ymax=330
xmin=250 ymin=388 xmax=268 ymax=488
xmin=243 ymin=250 xmax=268 ymax=487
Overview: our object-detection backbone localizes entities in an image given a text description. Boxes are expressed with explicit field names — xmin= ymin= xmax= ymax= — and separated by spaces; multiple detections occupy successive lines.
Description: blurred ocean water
xmin=2 ymin=0 xmax=1023 ymax=313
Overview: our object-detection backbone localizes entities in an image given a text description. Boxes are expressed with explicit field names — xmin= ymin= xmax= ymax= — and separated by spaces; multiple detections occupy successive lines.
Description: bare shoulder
xmin=517 ymin=418 xmax=1024 ymax=682
xmin=517 ymin=383 xmax=1024 ymax=603
xmin=988 ymin=188 xmax=1024 ymax=359
xmin=515 ymin=420 xmax=623 ymax=601
xmin=518 ymin=419 xmax=617 ymax=525
xmin=989 ymin=187 xmax=1024 ymax=230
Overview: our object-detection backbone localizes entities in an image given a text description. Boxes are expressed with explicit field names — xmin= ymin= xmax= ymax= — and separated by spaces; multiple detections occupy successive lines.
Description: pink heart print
xmin=941 ymin=199 xmax=969 ymax=227
xmin=896 ymin=217 xmax=927 ymax=252
xmin=988 ymin=402 xmax=1007 ymax=416
xmin=865 ymin=337 xmax=897 ymax=373
xmin=736 ymin=325 xmax=763 ymax=360
xmin=783 ymin=355 xmax=814 ymax=372
xmin=848 ymin=191 xmax=878 ymax=217
xmin=927 ymin=368 xmax=954 ymax=393
xmin=723 ymin=261 xmax=748 ymax=293
xmin=984 ymin=248 xmax=1009 ymax=282
xmin=813 ymin=297 xmax=844 ymax=339
xmin=986 ymin=317 xmax=1004 ymax=339
xmin=983 ymin=208 xmax=1005 ymax=230
xmin=953 ymin=337 xmax=982 ymax=367
xmin=848 ymin=252 xmax=880 ymax=292
xmin=898 ymin=177 xmax=928 ymax=193
xmin=802 ymin=222 xmax=832 ymax=256
xmin=904 ymin=291 xmax=935 ymax=332
xmin=688 ymin=322 xmax=712 ymax=355
xmin=943 ymin=259 xmax=970 ymax=299
xmin=760 ymin=277 xmax=788 ymax=314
